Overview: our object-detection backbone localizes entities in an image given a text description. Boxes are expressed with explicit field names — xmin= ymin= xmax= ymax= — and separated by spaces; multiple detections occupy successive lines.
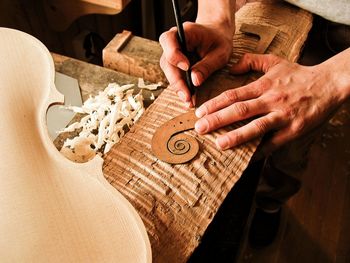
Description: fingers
xmin=160 ymin=53 xmax=192 ymax=104
xmin=160 ymin=22 xmax=232 ymax=87
xmin=159 ymin=28 xmax=189 ymax=70
xmin=214 ymin=113 xmax=285 ymax=150
xmin=195 ymin=98 xmax=268 ymax=134
xmin=230 ymin=53 xmax=283 ymax=74
xmin=195 ymin=84 xmax=264 ymax=118
xmin=159 ymin=28 xmax=192 ymax=105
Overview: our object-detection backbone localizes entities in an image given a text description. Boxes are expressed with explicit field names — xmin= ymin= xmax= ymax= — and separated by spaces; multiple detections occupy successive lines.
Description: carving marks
xmin=151 ymin=110 xmax=199 ymax=164
xmin=151 ymin=24 xmax=279 ymax=165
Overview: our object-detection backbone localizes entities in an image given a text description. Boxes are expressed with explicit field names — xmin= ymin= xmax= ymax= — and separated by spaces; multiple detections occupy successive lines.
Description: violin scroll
xmin=151 ymin=110 xmax=199 ymax=164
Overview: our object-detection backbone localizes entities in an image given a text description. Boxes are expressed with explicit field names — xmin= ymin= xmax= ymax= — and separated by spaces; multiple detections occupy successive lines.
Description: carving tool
xmin=171 ymin=0 xmax=197 ymax=105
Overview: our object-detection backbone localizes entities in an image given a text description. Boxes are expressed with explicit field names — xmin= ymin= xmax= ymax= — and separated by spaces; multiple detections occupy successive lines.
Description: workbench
xmin=52 ymin=2 xmax=313 ymax=262
xmin=52 ymin=51 xmax=261 ymax=262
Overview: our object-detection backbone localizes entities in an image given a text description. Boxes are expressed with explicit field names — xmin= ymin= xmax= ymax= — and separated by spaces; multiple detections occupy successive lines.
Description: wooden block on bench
xmin=103 ymin=2 xmax=312 ymax=262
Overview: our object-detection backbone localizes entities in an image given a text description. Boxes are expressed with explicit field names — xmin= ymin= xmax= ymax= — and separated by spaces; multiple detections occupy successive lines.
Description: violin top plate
xmin=0 ymin=27 xmax=151 ymax=263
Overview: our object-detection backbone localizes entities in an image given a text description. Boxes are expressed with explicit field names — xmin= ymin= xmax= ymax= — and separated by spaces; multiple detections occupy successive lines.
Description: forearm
xmin=196 ymin=0 xmax=235 ymax=34
xmin=320 ymin=48 xmax=350 ymax=103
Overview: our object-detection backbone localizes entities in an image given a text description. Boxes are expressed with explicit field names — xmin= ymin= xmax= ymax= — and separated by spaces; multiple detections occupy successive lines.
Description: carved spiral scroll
xmin=151 ymin=110 xmax=199 ymax=164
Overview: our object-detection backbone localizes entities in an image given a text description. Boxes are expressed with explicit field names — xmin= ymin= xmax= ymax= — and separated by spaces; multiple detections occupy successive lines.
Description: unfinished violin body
xmin=0 ymin=28 xmax=151 ymax=262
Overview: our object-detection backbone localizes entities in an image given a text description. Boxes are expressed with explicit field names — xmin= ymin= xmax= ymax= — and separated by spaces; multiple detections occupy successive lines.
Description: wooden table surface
xmin=51 ymin=52 xmax=264 ymax=263
xmin=51 ymin=3 xmax=313 ymax=262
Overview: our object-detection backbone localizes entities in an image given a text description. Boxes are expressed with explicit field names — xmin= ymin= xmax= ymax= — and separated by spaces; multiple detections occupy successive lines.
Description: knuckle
xmin=158 ymin=32 xmax=181 ymax=66
xmin=165 ymin=53 xmax=181 ymax=67
xmin=254 ymin=119 xmax=269 ymax=135
xmin=210 ymin=113 xmax=224 ymax=128
xmin=207 ymin=99 xmax=219 ymax=112
xmin=202 ymin=95 xmax=225 ymax=114
xmin=257 ymin=77 xmax=272 ymax=92
xmin=266 ymin=54 xmax=281 ymax=63
xmin=159 ymin=29 xmax=176 ymax=46
xmin=223 ymin=90 xmax=238 ymax=103
xmin=282 ymin=107 xmax=297 ymax=119
xmin=271 ymin=92 xmax=288 ymax=104
xmin=238 ymin=53 xmax=253 ymax=67
xmin=233 ymin=102 xmax=249 ymax=117
xmin=197 ymin=62 xmax=211 ymax=78
xmin=241 ymin=53 xmax=252 ymax=61
xmin=227 ymin=132 xmax=241 ymax=147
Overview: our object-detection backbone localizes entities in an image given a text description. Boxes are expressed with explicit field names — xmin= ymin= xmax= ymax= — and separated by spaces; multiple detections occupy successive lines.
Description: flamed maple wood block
xmin=103 ymin=2 xmax=312 ymax=262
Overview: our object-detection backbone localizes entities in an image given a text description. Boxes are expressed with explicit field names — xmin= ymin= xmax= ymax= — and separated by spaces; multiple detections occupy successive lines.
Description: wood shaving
xmin=59 ymin=78 xmax=161 ymax=162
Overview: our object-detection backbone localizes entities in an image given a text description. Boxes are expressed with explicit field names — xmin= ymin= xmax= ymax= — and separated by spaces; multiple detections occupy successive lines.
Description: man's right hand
xmin=159 ymin=21 xmax=234 ymax=107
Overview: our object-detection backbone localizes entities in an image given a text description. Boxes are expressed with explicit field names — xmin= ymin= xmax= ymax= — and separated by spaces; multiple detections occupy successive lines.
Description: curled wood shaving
xmin=59 ymin=78 xmax=161 ymax=162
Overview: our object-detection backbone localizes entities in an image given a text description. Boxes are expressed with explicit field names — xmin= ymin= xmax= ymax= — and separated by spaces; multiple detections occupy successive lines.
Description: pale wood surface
xmin=0 ymin=28 xmax=150 ymax=262
xmin=102 ymin=2 xmax=313 ymax=262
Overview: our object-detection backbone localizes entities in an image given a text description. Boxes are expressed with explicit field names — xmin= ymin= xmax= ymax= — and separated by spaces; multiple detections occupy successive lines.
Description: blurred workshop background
xmin=0 ymin=0 xmax=197 ymax=65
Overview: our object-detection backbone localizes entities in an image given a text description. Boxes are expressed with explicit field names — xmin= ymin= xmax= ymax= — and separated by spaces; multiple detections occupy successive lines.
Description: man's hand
xmin=159 ymin=22 xmax=233 ymax=107
xmin=195 ymin=51 xmax=350 ymax=156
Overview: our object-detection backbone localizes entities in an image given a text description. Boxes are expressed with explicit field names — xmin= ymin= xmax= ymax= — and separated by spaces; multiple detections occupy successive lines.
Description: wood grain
xmin=103 ymin=30 xmax=168 ymax=84
xmin=103 ymin=2 xmax=313 ymax=262
xmin=0 ymin=28 xmax=150 ymax=262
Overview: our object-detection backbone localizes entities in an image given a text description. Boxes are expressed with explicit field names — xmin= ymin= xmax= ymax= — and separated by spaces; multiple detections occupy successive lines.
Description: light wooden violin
xmin=0 ymin=28 xmax=151 ymax=262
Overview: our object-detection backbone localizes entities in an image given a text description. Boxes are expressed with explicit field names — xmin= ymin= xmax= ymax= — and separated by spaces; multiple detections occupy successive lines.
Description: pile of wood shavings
xmin=59 ymin=78 xmax=161 ymax=162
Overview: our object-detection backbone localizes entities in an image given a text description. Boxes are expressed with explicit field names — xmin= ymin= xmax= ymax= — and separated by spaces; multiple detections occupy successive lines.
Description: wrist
xmin=321 ymin=48 xmax=350 ymax=103
xmin=196 ymin=0 xmax=235 ymax=36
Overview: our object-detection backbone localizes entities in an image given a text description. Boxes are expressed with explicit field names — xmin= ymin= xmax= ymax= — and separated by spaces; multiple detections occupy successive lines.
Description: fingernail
xmin=195 ymin=119 xmax=208 ymax=134
xmin=195 ymin=107 xmax=205 ymax=118
xmin=192 ymin=70 xmax=203 ymax=86
xmin=177 ymin=61 xmax=189 ymax=71
xmin=177 ymin=91 xmax=187 ymax=101
xmin=216 ymin=136 xmax=229 ymax=150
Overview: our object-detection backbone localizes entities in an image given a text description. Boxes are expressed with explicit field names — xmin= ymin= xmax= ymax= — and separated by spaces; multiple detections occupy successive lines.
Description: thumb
xmin=230 ymin=53 xmax=282 ymax=74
